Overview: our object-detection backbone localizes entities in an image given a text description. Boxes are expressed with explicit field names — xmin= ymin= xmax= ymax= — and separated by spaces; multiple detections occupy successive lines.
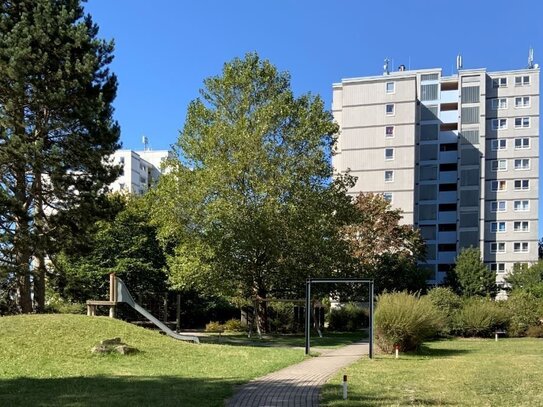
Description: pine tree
xmin=0 ymin=0 xmax=120 ymax=312
xmin=453 ymin=248 xmax=497 ymax=298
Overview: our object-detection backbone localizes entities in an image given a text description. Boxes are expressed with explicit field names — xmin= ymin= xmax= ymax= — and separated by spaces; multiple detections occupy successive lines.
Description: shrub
xmin=375 ymin=292 xmax=444 ymax=353
xmin=426 ymin=287 xmax=462 ymax=335
xmin=453 ymin=299 xmax=509 ymax=337
xmin=45 ymin=293 xmax=86 ymax=314
xmin=526 ymin=325 xmax=543 ymax=338
xmin=505 ymin=291 xmax=543 ymax=337
xmin=222 ymin=318 xmax=244 ymax=332
xmin=205 ymin=321 xmax=224 ymax=332
xmin=327 ymin=303 xmax=368 ymax=332
xmin=268 ymin=302 xmax=300 ymax=333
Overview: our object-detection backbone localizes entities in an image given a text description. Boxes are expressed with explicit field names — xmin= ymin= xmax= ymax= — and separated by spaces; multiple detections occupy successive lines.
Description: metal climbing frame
xmin=305 ymin=278 xmax=374 ymax=358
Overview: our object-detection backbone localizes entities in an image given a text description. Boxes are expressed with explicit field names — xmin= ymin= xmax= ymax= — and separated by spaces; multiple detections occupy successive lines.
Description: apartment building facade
xmin=110 ymin=149 xmax=171 ymax=195
xmin=332 ymin=65 xmax=539 ymax=285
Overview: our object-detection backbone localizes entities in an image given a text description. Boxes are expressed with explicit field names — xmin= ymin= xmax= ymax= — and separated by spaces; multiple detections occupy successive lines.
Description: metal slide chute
xmin=116 ymin=277 xmax=200 ymax=344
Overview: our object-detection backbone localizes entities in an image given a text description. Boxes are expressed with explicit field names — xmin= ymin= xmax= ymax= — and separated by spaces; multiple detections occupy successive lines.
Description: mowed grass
xmin=322 ymin=338 xmax=543 ymax=406
xmin=0 ymin=314 xmax=306 ymax=406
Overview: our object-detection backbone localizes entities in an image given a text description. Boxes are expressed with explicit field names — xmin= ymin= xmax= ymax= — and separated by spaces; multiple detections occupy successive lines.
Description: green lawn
xmin=0 ymin=314 xmax=306 ymax=406
xmin=322 ymin=338 xmax=543 ymax=406
xmin=198 ymin=330 xmax=365 ymax=349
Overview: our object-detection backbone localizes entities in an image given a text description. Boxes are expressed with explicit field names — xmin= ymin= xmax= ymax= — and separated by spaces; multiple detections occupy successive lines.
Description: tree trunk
xmin=254 ymin=287 xmax=268 ymax=334
xmin=33 ymin=253 xmax=47 ymax=313
xmin=17 ymin=269 xmax=33 ymax=313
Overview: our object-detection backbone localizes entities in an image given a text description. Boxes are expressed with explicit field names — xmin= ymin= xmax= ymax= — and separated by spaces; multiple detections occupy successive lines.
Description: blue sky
xmin=85 ymin=0 xmax=542 ymax=233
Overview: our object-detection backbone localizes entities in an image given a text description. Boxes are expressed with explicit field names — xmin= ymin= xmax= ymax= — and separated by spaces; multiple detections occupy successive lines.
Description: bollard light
xmin=342 ymin=374 xmax=348 ymax=399
xmin=395 ymin=344 xmax=399 ymax=359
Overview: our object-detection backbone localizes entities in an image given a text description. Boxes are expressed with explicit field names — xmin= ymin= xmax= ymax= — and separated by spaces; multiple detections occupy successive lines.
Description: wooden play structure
xmin=87 ymin=273 xmax=199 ymax=343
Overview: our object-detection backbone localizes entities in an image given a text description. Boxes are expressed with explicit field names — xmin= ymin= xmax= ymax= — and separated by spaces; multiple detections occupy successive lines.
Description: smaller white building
xmin=110 ymin=150 xmax=171 ymax=195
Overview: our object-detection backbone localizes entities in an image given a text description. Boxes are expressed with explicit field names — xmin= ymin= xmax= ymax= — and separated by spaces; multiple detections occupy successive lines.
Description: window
xmin=385 ymin=148 xmax=394 ymax=160
xmin=490 ymin=263 xmax=506 ymax=274
xmin=514 ymin=117 xmax=530 ymax=128
xmin=438 ymin=244 xmax=457 ymax=252
xmin=438 ymin=224 xmax=457 ymax=232
xmin=385 ymin=126 xmax=394 ymax=138
xmin=385 ymin=170 xmax=394 ymax=182
xmin=514 ymin=200 xmax=529 ymax=211
xmin=491 ymin=118 xmax=507 ymax=130
xmin=440 ymin=143 xmax=458 ymax=152
xmin=491 ymin=98 xmax=507 ymax=110
xmin=385 ymin=82 xmax=395 ymax=94
xmin=515 ymin=76 xmax=530 ymax=86
xmin=385 ymin=104 xmax=395 ymax=115
xmin=514 ymin=159 xmax=530 ymax=170
xmin=514 ymin=221 xmax=529 ymax=232
xmin=492 ymin=77 xmax=507 ymax=88
xmin=119 ymin=182 xmax=125 ymax=190
xmin=491 ymin=201 xmax=506 ymax=212
xmin=514 ymin=242 xmax=529 ymax=253
xmin=514 ymin=179 xmax=530 ymax=190
xmin=383 ymin=192 xmax=393 ymax=202
xmin=515 ymin=96 xmax=530 ymax=108
xmin=490 ymin=242 xmax=506 ymax=253
xmin=491 ymin=139 xmax=507 ymax=150
xmin=515 ymin=137 xmax=530 ymax=149
xmin=439 ymin=203 xmax=456 ymax=212
xmin=491 ymin=180 xmax=506 ymax=192
xmin=491 ymin=159 xmax=507 ymax=172
xmin=119 ymin=157 xmax=125 ymax=164
xmin=490 ymin=222 xmax=506 ymax=233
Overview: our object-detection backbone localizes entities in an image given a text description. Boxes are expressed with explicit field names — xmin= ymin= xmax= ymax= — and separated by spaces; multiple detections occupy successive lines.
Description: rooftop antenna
xmin=142 ymin=135 xmax=149 ymax=151
xmin=528 ymin=47 xmax=534 ymax=69
xmin=383 ymin=58 xmax=390 ymax=75
xmin=456 ymin=53 xmax=463 ymax=72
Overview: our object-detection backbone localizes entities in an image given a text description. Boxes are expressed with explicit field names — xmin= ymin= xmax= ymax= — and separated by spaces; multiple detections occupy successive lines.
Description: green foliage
xmin=222 ymin=319 xmax=244 ymax=332
xmin=52 ymin=197 xmax=168 ymax=303
xmin=204 ymin=321 xmax=224 ymax=332
xmin=504 ymin=291 xmax=543 ymax=337
xmin=526 ymin=325 xmax=543 ymax=338
xmin=505 ymin=261 xmax=543 ymax=297
xmin=375 ymin=292 xmax=444 ymax=353
xmin=344 ymin=193 xmax=428 ymax=293
xmin=453 ymin=298 xmax=509 ymax=337
xmin=0 ymin=0 xmax=121 ymax=312
xmin=326 ymin=303 xmax=368 ymax=332
xmin=426 ymin=287 xmax=462 ymax=335
xmin=45 ymin=292 xmax=85 ymax=315
xmin=452 ymin=248 xmax=497 ymax=298
xmin=151 ymin=53 xmax=354 ymax=330
xmin=268 ymin=302 xmax=297 ymax=333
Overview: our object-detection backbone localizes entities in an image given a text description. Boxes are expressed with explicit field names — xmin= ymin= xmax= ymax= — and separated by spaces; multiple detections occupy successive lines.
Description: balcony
xmin=438 ymin=190 xmax=457 ymax=202
xmin=439 ymin=171 xmax=458 ymax=183
xmin=439 ymin=151 xmax=458 ymax=163
xmin=441 ymin=90 xmax=459 ymax=104
xmin=439 ymin=131 xmax=458 ymax=143
xmin=438 ymin=251 xmax=457 ymax=263
xmin=438 ymin=231 xmax=457 ymax=244
xmin=439 ymin=110 xmax=459 ymax=123
xmin=438 ymin=211 xmax=457 ymax=223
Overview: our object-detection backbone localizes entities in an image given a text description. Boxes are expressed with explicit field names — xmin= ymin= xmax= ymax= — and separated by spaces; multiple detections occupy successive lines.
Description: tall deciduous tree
xmin=152 ymin=53 xmax=354 ymax=331
xmin=343 ymin=193 xmax=428 ymax=293
xmin=0 ymin=0 xmax=120 ymax=312
xmin=452 ymin=247 xmax=497 ymax=298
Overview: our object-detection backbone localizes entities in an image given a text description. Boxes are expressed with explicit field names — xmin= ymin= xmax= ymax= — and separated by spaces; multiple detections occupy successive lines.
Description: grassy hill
xmin=0 ymin=314 xmax=305 ymax=406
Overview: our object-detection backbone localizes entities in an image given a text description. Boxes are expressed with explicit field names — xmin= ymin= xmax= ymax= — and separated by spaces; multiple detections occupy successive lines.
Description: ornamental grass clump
xmin=375 ymin=292 xmax=444 ymax=353
xmin=453 ymin=298 xmax=509 ymax=337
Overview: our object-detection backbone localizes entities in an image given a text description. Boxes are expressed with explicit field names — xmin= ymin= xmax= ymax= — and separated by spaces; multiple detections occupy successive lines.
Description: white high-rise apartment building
xmin=110 ymin=149 xmax=171 ymax=195
xmin=332 ymin=63 xmax=539 ymax=285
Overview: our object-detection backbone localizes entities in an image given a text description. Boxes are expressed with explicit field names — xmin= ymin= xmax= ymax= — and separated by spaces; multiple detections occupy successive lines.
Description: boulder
xmin=91 ymin=338 xmax=139 ymax=355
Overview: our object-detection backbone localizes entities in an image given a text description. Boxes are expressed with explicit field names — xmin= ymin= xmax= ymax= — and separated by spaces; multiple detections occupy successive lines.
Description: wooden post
xmin=109 ymin=273 xmax=116 ymax=318
xmin=176 ymin=293 xmax=181 ymax=331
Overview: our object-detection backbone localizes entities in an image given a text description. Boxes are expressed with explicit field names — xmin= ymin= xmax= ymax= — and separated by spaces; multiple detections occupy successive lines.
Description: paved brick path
xmin=226 ymin=342 xmax=368 ymax=407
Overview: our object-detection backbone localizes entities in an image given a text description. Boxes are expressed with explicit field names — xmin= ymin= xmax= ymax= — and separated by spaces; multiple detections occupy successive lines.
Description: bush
xmin=375 ymin=292 xmax=444 ymax=353
xmin=505 ymin=291 xmax=543 ymax=337
xmin=426 ymin=287 xmax=462 ymax=335
xmin=327 ymin=303 xmax=368 ymax=332
xmin=222 ymin=318 xmax=244 ymax=332
xmin=45 ymin=293 xmax=86 ymax=314
xmin=526 ymin=325 xmax=543 ymax=338
xmin=453 ymin=299 xmax=509 ymax=337
xmin=268 ymin=302 xmax=300 ymax=333
xmin=205 ymin=321 xmax=224 ymax=332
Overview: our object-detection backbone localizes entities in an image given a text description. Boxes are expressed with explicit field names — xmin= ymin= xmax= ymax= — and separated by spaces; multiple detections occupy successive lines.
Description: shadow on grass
xmin=414 ymin=344 xmax=472 ymax=358
xmin=0 ymin=375 xmax=239 ymax=407
xmin=323 ymin=392 xmax=459 ymax=406
xmin=199 ymin=331 xmax=367 ymax=349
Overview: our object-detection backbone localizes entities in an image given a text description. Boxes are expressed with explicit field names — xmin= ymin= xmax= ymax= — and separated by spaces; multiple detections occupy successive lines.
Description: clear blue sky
xmin=85 ymin=0 xmax=542 ymax=233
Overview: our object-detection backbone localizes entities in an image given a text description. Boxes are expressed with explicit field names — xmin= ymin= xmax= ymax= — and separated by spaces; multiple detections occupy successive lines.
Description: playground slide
xmin=115 ymin=277 xmax=200 ymax=344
